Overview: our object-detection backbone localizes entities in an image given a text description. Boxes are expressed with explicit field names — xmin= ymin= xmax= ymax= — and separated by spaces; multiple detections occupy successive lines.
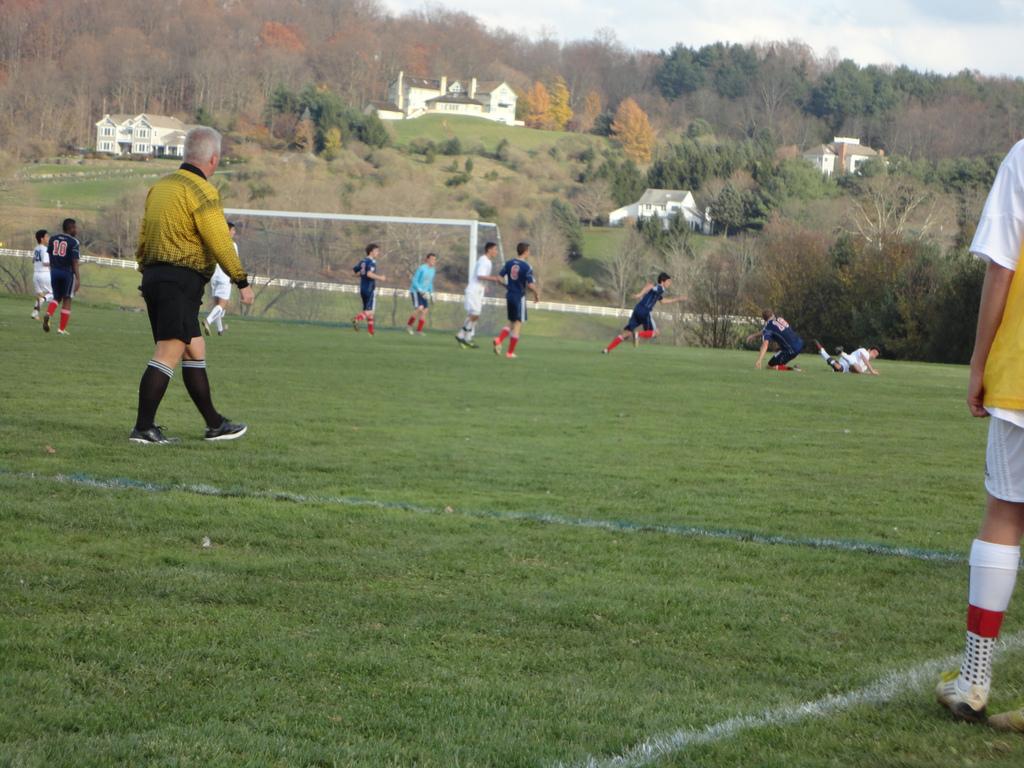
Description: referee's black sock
xmin=136 ymin=360 xmax=174 ymax=431
xmin=181 ymin=360 xmax=223 ymax=428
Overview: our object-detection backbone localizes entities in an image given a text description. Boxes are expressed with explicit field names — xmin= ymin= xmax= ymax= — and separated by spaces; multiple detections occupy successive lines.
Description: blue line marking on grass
xmin=3 ymin=468 xmax=966 ymax=564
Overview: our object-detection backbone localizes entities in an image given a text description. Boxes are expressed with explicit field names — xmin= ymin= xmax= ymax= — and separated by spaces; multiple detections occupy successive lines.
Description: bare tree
xmin=845 ymin=176 xmax=936 ymax=249
xmin=687 ymin=247 xmax=747 ymax=348
xmin=601 ymin=228 xmax=648 ymax=308
xmin=571 ymin=179 xmax=613 ymax=226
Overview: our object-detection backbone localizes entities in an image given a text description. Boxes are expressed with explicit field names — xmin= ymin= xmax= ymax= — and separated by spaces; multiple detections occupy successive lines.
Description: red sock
xmin=47 ymin=300 xmax=58 ymax=317
xmin=968 ymin=604 xmax=1005 ymax=638
xmin=417 ymin=318 xmax=425 ymax=332
xmin=354 ymin=312 xmax=364 ymax=322
xmin=606 ymin=336 xmax=624 ymax=352
xmin=407 ymin=316 xmax=415 ymax=326
xmin=59 ymin=309 xmax=70 ymax=331
xmin=638 ymin=330 xmax=655 ymax=339
xmin=368 ymin=318 xmax=375 ymax=335
xmin=495 ymin=327 xmax=510 ymax=344
xmin=508 ymin=336 xmax=519 ymax=354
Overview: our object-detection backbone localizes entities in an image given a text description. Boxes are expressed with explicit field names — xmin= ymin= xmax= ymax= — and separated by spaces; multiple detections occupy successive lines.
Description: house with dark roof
xmin=95 ymin=113 xmax=193 ymax=157
xmin=609 ymin=189 xmax=713 ymax=234
xmin=366 ymin=72 xmax=519 ymax=125
xmin=803 ymin=137 xmax=885 ymax=176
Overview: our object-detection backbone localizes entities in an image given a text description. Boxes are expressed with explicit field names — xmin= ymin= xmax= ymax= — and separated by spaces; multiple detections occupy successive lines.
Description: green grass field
xmin=3 ymin=291 xmax=1024 ymax=767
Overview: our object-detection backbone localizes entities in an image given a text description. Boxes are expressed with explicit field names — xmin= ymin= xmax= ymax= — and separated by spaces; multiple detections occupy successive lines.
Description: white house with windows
xmin=608 ymin=189 xmax=713 ymax=234
xmin=365 ymin=72 xmax=520 ymax=126
xmin=95 ymin=114 xmax=191 ymax=157
xmin=803 ymin=136 xmax=885 ymax=176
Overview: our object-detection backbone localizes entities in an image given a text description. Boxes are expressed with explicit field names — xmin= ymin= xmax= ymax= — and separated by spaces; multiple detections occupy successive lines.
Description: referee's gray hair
xmin=184 ymin=126 xmax=222 ymax=165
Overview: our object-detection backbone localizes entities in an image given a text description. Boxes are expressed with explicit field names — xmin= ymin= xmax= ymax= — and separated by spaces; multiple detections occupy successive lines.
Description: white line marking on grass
xmin=559 ymin=632 xmax=1024 ymax=768
xmin=2 ymin=469 xmax=967 ymax=564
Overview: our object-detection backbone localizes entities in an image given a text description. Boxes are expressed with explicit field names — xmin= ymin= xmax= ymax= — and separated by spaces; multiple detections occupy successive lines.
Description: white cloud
xmin=381 ymin=0 xmax=1024 ymax=77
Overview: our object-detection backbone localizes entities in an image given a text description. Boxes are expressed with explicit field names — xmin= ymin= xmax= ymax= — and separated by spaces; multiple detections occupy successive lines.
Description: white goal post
xmin=222 ymin=208 xmax=504 ymax=278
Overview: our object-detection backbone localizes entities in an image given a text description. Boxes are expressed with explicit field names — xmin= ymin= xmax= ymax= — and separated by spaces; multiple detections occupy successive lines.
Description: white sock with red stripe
xmin=958 ymin=539 xmax=1020 ymax=693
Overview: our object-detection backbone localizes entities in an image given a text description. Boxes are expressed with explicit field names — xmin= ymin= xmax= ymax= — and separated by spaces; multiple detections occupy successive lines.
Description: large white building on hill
xmin=95 ymin=114 xmax=192 ymax=157
xmin=609 ymin=189 xmax=713 ymax=234
xmin=803 ymin=136 xmax=885 ymax=176
xmin=365 ymin=72 xmax=520 ymax=126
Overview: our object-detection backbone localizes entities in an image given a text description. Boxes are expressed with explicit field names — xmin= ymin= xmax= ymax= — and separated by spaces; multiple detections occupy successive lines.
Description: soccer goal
xmin=221 ymin=207 xmax=504 ymax=327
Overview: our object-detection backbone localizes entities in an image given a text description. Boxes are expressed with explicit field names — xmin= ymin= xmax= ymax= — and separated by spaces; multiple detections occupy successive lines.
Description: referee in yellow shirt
xmin=130 ymin=126 xmax=255 ymax=444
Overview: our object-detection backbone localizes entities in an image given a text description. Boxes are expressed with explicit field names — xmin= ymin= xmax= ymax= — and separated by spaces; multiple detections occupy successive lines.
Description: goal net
xmin=222 ymin=208 xmax=504 ymax=331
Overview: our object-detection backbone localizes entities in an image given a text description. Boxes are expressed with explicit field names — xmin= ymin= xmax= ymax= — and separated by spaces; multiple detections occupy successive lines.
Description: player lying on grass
xmin=493 ymin=242 xmax=540 ymax=359
xmin=603 ymin=272 xmax=686 ymax=353
xmin=748 ymin=310 xmax=805 ymax=370
xmin=936 ymin=137 xmax=1024 ymax=732
xmin=352 ymin=243 xmax=386 ymax=335
xmin=406 ymin=253 xmax=436 ymax=335
xmin=814 ymin=341 xmax=880 ymax=374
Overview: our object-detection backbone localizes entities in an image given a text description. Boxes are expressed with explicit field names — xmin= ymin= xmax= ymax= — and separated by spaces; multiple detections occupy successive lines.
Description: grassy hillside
xmin=3 ymin=294 xmax=1023 ymax=767
xmin=388 ymin=114 xmax=606 ymax=154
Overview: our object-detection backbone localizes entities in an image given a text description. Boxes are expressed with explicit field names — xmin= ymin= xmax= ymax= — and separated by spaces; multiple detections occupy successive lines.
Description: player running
xmin=406 ymin=253 xmax=437 ymax=335
xmin=456 ymin=241 xmax=502 ymax=348
xmin=203 ymin=221 xmax=237 ymax=336
xmin=31 ymin=229 xmax=52 ymax=320
xmin=749 ymin=310 xmax=805 ymax=370
xmin=603 ymin=272 xmax=686 ymax=353
xmin=42 ymin=218 xmax=81 ymax=336
xmin=814 ymin=341 xmax=880 ymax=374
xmin=351 ymin=243 xmax=386 ymax=335
xmin=493 ymin=242 xmax=540 ymax=359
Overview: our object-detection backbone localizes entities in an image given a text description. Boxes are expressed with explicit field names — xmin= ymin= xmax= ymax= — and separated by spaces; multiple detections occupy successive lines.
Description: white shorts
xmin=33 ymin=273 xmax=52 ymax=295
xmin=986 ymin=416 xmax=1024 ymax=502
xmin=464 ymin=285 xmax=485 ymax=315
xmin=211 ymin=280 xmax=232 ymax=301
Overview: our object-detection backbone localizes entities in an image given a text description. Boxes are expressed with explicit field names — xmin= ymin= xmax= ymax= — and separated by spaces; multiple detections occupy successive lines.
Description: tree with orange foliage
xmin=611 ymin=98 xmax=655 ymax=163
xmin=259 ymin=21 xmax=305 ymax=53
xmin=524 ymin=81 xmax=552 ymax=129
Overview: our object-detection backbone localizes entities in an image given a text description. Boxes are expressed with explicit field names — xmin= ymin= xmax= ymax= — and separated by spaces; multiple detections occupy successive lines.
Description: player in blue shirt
xmin=749 ymin=309 xmax=805 ymax=370
xmin=603 ymin=272 xmax=687 ymax=353
xmin=405 ymin=253 xmax=437 ymax=335
xmin=493 ymin=241 xmax=540 ymax=359
xmin=351 ymin=243 xmax=387 ymax=335
xmin=42 ymin=218 xmax=81 ymax=335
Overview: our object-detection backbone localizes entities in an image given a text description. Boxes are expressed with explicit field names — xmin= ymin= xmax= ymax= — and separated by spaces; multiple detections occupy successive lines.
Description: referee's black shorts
xmin=140 ymin=263 xmax=207 ymax=343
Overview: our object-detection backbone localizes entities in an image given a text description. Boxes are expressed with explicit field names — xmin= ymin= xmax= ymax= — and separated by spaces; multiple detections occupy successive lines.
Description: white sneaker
xmin=31 ymin=310 xmax=39 ymax=319
xmin=57 ymin=329 xmax=70 ymax=336
xmin=936 ymin=670 xmax=988 ymax=722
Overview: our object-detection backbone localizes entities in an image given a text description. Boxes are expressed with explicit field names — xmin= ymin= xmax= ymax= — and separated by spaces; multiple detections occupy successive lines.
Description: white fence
xmin=0 ymin=247 xmax=635 ymax=319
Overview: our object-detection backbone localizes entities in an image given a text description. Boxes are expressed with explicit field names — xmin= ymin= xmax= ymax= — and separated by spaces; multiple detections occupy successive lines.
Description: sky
xmin=380 ymin=0 xmax=1024 ymax=78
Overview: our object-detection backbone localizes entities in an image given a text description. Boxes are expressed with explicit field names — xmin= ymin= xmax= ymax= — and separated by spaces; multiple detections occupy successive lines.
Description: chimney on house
xmin=470 ymin=78 xmax=477 ymax=99
xmin=397 ymin=71 xmax=404 ymax=111
xmin=440 ymin=76 xmax=448 ymax=94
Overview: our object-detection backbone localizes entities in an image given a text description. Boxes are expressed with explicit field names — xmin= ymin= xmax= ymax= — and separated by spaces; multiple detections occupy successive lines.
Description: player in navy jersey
xmin=493 ymin=241 xmax=540 ymax=359
xmin=42 ymin=218 xmax=81 ymax=335
xmin=603 ymin=272 xmax=687 ymax=353
xmin=748 ymin=309 xmax=805 ymax=370
xmin=351 ymin=243 xmax=387 ymax=335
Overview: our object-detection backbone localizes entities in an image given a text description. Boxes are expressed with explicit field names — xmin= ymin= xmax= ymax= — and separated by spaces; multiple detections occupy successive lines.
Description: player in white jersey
xmin=814 ymin=341 xmax=880 ymax=374
xmin=203 ymin=221 xmax=237 ymax=336
xmin=455 ymin=241 xmax=503 ymax=348
xmin=31 ymin=229 xmax=53 ymax=320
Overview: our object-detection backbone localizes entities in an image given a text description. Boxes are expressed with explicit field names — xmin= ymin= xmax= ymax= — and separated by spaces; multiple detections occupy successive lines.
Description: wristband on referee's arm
xmin=236 ymin=276 xmax=250 ymax=289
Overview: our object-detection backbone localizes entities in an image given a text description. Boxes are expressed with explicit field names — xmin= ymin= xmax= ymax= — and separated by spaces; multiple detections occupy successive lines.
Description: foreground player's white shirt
xmin=970 ymin=138 xmax=1024 ymax=428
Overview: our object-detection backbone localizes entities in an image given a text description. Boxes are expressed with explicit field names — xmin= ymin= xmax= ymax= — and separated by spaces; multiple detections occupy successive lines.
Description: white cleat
xmin=936 ymin=670 xmax=988 ymax=723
